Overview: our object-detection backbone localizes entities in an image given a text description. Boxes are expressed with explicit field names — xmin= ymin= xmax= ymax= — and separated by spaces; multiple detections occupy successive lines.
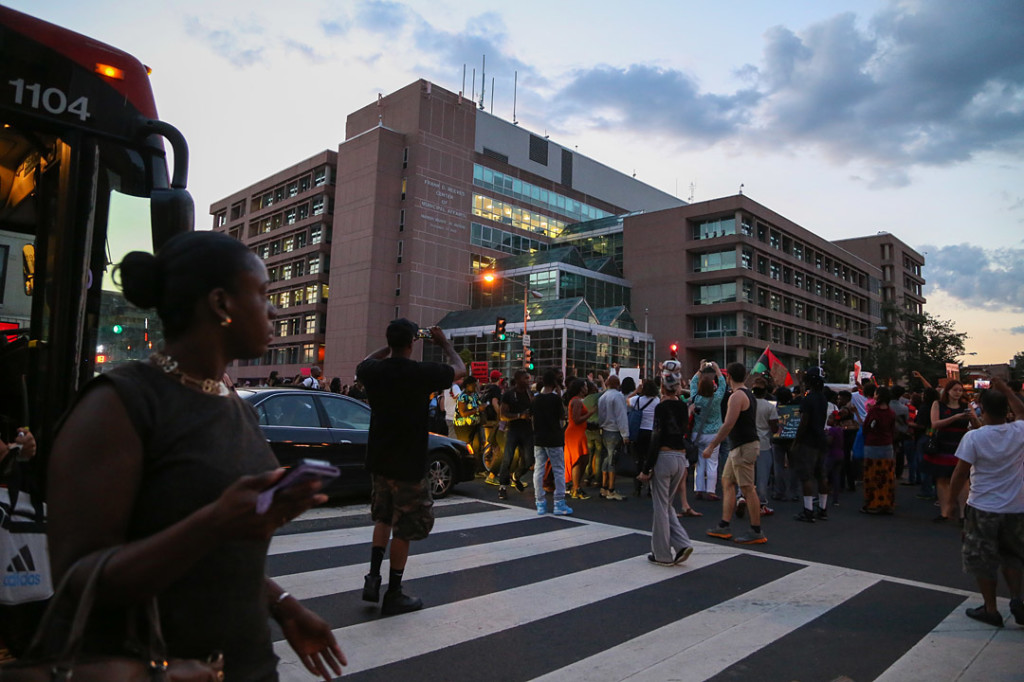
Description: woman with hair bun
xmin=46 ymin=231 xmax=345 ymax=681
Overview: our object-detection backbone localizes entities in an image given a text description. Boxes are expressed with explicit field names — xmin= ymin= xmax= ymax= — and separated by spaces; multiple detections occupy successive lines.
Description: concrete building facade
xmin=211 ymin=80 xmax=924 ymax=384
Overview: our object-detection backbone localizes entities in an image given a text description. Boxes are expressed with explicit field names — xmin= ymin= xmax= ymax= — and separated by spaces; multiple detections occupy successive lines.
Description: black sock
xmin=370 ymin=546 xmax=385 ymax=576
xmin=388 ymin=567 xmax=404 ymax=593
xmin=718 ymin=520 xmax=730 ymax=528
xmin=751 ymin=525 xmax=761 ymax=533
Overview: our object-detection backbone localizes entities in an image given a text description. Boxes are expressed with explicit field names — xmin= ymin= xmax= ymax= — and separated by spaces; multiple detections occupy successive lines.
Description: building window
xmin=278 ymin=291 xmax=291 ymax=309
xmin=309 ymin=256 xmax=320 ymax=275
xmin=314 ymin=167 xmax=328 ymax=187
xmin=529 ymin=134 xmax=549 ymax=165
xmin=402 ymin=147 xmax=409 ymax=169
xmin=305 ymin=314 xmax=317 ymax=335
xmin=297 ymin=203 xmax=309 ymax=221
xmin=472 ymin=193 xmax=566 ymax=238
xmin=395 ymin=274 xmax=401 ymax=296
xmin=312 ymin=197 xmax=325 ymax=216
xmin=295 ymin=232 xmax=307 ymax=249
xmin=399 ymin=209 xmax=405 ymax=232
xmin=287 ymin=182 xmax=298 ymax=198
xmin=472 ymin=164 xmax=613 ymax=224
xmin=397 ymin=240 xmax=403 ymax=264
xmin=299 ymin=175 xmax=311 ymax=192
xmin=470 ymin=222 xmax=545 ymax=256
xmin=215 ymin=211 xmax=227 ymax=227
xmin=257 ymin=244 xmax=269 ymax=259
xmin=693 ymin=314 xmax=737 ymax=339
xmin=692 ymin=250 xmax=737 ymax=273
xmin=283 ymin=236 xmax=294 ymax=252
xmin=302 ymin=343 xmax=316 ymax=363
xmin=741 ymin=249 xmax=752 ymax=270
xmin=270 ymin=240 xmax=281 ymax=256
xmin=401 ymin=178 xmax=407 ymax=201
xmin=310 ymin=226 xmax=322 ymax=244
xmin=693 ymin=282 xmax=737 ymax=305
xmin=281 ymin=264 xmax=292 ymax=281
xmin=692 ymin=217 xmax=736 ymax=240
xmin=306 ymin=285 xmax=318 ymax=303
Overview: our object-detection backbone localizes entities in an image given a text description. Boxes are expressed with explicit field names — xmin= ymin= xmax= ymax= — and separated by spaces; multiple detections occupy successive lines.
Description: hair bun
xmin=117 ymin=251 xmax=162 ymax=309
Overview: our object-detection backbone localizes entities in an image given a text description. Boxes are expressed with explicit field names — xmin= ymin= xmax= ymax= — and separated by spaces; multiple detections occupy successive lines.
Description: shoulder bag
xmin=627 ymin=398 xmax=654 ymax=443
xmin=0 ymin=547 xmax=223 ymax=681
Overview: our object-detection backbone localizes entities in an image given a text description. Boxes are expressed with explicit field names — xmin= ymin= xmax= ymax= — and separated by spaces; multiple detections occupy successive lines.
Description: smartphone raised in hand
xmin=256 ymin=459 xmax=340 ymax=514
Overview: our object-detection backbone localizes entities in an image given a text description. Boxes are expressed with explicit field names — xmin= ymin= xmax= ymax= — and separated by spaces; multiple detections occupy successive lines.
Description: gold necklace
xmin=150 ymin=352 xmax=231 ymax=397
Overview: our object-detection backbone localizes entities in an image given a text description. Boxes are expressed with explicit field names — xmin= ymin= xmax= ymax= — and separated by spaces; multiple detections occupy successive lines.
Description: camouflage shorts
xmin=961 ymin=505 xmax=1024 ymax=580
xmin=370 ymin=475 xmax=435 ymax=541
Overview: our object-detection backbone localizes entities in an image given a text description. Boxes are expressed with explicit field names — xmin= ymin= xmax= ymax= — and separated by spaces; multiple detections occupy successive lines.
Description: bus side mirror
xmin=151 ymin=188 xmax=194 ymax=251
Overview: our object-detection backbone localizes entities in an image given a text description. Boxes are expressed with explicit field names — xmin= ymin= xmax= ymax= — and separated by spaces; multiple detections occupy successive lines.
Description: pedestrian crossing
xmin=268 ymin=496 xmax=1020 ymax=681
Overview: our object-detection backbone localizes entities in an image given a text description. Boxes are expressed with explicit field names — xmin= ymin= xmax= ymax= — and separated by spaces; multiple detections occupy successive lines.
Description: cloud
xmin=320 ymin=19 xmax=349 ymax=37
xmin=550 ymin=65 xmax=758 ymax=143
xmin=354 ymin=0 xmax=410 ymax=33
xmin=283 ymin=39 xmax=329 ymax=64
xmin=1011 ymin=326 xmax=1024 ymax=335
xmin=184 ymin=17 xmax=265 ymax=68
xmin=921 ymin=243 xmax=1024 ymax=313
xmin=538 ymin=0 xmax=1024 ymax=187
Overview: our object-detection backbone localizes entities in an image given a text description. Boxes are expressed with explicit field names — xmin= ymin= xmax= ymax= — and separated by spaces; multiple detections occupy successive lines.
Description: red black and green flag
xmin=752 ymin=346 xmax=794 ymax=387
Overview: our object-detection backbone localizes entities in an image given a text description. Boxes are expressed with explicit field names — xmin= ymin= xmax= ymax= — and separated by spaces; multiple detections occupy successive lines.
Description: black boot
xmin=381 ymin=589 xmax=423 ymax=616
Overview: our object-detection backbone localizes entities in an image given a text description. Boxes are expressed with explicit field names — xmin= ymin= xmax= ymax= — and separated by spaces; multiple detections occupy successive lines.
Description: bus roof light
xmin=95 ymin=63 xmax=125 ymax=80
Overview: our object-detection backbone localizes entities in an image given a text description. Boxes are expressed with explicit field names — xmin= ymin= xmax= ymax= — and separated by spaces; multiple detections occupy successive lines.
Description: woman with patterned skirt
xmin=862 ymin=386 xmax=897 ymax=514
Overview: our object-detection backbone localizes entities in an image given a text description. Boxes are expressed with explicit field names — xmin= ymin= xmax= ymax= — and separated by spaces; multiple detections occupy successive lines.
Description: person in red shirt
xmin=862 ymin=386 xmax=896 ymax=514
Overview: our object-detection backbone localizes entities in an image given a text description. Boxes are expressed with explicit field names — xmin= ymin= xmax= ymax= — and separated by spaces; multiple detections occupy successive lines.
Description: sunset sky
xmin=11 ymin=0 xmax=1023 ymax=364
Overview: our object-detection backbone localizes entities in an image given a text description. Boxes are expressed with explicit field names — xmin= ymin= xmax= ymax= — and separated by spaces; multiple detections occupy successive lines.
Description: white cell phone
xmin=256 ymin=459 xmax=340 ymax=514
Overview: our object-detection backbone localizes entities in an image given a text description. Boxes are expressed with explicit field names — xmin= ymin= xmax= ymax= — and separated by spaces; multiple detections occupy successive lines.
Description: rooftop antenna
xmin=512 ymin=70 xmax=518 ymax=124
xmin=479 ymin=55 xmax=486 ymax=110
xmin=688 ymin=182 xmax=696 ymax=203
xmin=471 ymin=67 xmax=476 ymax=102
xmin=460 ymin=64 xmax=466 ymax=104
xmin=377 ymin=93 xmax=383 ymax=126
xmin=490 ymin=77 xmax=494 ymax=113
xmin=739 ymin=183 xmax=745 ymax=195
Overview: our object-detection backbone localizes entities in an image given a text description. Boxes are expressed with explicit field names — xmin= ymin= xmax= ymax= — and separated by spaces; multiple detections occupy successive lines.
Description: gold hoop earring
xmin=220 ymin=316 xmax=232 ymax=327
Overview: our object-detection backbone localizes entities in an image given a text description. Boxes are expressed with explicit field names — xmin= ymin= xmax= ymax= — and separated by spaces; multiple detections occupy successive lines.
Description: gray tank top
xmin=84 ymin=362 xmax=280 ymax=680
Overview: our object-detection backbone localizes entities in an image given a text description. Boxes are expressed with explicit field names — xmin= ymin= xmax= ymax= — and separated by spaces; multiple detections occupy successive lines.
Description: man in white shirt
xmin=302 ymin=366 xmax=322 ymax=390
xmin=950 ymin=378 xmax=1024 ymax=628
xmin=597 ymin=375 xmax=629 ymax=500
xmin=442 ymin=379 xmax=463 ymax=439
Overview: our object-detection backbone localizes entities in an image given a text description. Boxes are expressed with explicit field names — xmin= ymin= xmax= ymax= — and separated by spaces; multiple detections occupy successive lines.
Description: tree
xmin=868 ymin=307 xmax=967 ymax=385
xmin=1010 ymin=351 xmax=1024 ymax=384
xmin=821 ymin=346 xmax=850 ymax=385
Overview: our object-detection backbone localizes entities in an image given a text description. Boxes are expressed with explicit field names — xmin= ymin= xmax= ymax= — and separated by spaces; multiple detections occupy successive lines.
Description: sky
xmin=9 ymin=0 xmax=1023 ymax=364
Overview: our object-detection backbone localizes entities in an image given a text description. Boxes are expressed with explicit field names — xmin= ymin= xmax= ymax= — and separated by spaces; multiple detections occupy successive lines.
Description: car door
xmin=317 ymin=394 xmax=372 ymax=491
xmin=253 ymin=392 xmax=338 ymax=469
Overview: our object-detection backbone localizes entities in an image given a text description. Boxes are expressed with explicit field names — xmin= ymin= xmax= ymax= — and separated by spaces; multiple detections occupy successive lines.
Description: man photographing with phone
xmin=356 ymin=319 xmax=466 ymax=615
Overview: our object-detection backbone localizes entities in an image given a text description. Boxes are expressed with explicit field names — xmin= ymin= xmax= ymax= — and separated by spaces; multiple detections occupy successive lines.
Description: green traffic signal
xmin=112 ymin=324 xmax=123 ymax=334
xmin=498 ymin=333 xmax=506 ymax=341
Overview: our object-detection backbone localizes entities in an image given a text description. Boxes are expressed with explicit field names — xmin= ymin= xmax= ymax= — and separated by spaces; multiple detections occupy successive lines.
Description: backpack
xmin=628 ymin=398 xmax=655 ymax=442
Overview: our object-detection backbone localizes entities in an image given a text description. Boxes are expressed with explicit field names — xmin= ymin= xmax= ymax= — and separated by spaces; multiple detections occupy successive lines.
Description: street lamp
xmin=483 ymin=271 xmax=543 ymax=370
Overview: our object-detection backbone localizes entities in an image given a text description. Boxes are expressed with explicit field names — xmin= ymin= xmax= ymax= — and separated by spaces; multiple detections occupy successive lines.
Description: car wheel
xmin=427 ymin=452 xmax=456 ymax=498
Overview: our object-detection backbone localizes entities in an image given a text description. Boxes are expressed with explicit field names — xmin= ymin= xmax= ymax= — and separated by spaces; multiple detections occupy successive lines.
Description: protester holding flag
xmin=752 ymin=347 xmax=794 ymax=390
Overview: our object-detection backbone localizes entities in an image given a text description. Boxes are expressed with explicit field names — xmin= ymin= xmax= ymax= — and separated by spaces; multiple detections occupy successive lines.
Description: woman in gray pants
xmin=637 ymin=364 xmax=695 ymax=566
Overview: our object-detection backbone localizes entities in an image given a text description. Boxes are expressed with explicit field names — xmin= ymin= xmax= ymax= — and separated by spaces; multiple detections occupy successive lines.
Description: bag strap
xmin=25 ymin=546 xmax=169 ymax=664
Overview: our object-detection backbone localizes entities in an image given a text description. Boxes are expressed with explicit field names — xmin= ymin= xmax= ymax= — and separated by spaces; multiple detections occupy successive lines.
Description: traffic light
xmin=112 ymin=324 xmax=123 ymax=334
xmin=494 ymin=316 xmax=507 ymax=341
xmin=669 ymin=342 xmax=678 ymax=359
xmin=524 ymin=346 xmax=534 ymax=371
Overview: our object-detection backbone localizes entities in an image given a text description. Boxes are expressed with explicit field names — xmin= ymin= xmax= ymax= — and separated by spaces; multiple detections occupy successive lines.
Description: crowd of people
xmin=439 ymin=353 xmax=1023 ymax=628
xmin=2 ymin=230 xmax=1021 ymax=675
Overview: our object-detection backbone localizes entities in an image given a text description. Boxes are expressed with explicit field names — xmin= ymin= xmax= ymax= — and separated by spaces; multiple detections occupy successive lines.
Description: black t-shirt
xmin=532 ymin=392 xmax=565 ymax=447
xmin=502 ymin=388 xmax=533 ymax=431
xmin=482 ymin=383 xmax=502 ymax=421
xmin=356 ymin=357 xmax=454 ymax=481
xmin=795 ymin=389 xmax=828 ymax=449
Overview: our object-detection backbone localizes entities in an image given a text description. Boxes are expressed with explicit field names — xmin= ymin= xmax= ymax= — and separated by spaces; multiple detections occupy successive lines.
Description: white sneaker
xmin=606 ymin=490 xmax=625 ymax=501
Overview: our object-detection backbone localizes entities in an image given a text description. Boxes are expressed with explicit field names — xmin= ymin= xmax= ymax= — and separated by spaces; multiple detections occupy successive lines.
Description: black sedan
xmin=237 ymin=388 xmax=476 ymax=498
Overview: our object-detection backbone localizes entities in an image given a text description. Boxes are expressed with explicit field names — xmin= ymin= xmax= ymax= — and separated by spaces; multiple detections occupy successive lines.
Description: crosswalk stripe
xmin=275 ymin=522 xmax=636 ymax=600
xmin=873 ymin=596 xmax=1018 ymax=682
xmin=273 ymin=551 xmax=737 ymax=679
xmin=265 ymin=500 xmax=1012 ymax=682
xmin=269 ymin=506 xmax=532 ymax=555
xmin=529 ymin=563 xmax=878 ymax=682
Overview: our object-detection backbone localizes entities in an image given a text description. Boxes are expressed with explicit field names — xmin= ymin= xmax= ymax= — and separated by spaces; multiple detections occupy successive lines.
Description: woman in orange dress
xmin=564 ymin=379 xmax=594 ymax=499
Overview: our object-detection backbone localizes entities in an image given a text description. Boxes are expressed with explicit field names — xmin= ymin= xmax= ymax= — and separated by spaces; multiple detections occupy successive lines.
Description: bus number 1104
xmin=8 ymin=79 xmax=91 ymax=121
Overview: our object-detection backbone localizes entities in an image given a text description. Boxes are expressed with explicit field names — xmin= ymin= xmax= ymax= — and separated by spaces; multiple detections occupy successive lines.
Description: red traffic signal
xmin=669 ymin=343 xmax=678 ymax=359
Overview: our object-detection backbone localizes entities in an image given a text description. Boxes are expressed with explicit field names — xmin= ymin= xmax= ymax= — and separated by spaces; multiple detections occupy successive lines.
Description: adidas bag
xmin=0 ymin=483 xmax=52 ymax=605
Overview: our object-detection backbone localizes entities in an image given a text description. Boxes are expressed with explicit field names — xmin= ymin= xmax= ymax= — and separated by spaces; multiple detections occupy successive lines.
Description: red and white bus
xmin=0 ymin=7 xmax=193 ymax=452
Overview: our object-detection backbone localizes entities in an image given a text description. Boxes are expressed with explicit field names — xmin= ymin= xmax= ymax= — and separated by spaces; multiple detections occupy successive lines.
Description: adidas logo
xmin=4 ymin=544 xmax=43 ymax=586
